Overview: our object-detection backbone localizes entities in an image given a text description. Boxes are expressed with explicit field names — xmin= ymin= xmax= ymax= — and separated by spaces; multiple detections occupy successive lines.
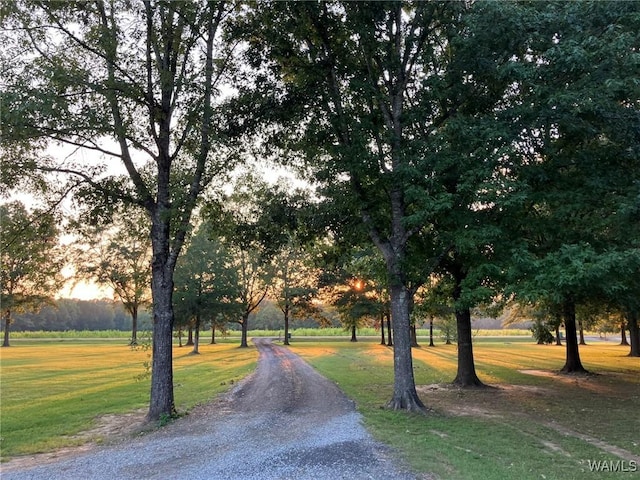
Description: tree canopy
xmin=0 ymin=201 xmax=64 ymax=347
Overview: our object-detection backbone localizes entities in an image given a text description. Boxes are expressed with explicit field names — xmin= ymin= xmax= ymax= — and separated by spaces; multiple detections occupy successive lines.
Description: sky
xmin=59 ymin=279 xmax=114 ymax=301
xmin=55 ymin=262 xmax=114 ymax=300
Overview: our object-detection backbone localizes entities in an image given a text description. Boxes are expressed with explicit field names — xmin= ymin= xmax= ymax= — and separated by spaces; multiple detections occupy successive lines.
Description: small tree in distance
xmin=1 ymin=201 xmax=64 ymax=347
xmin=271 ymin=235 xmax=322 ymax=346
xmin=174 ymin=224 xmax=239 ymax=355
xmin=73 ymin=210 xmax=151 ymax=346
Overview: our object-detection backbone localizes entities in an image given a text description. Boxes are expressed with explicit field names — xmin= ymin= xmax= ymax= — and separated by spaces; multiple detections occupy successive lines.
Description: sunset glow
xmin=58 ymin=279 xmax=113 ymax=301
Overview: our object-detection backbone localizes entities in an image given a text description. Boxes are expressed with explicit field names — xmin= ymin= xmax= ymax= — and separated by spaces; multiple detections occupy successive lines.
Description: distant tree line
xmin=8 ymin=299 xmax=148 ymax=332
xmin=3 ymin=298 xmax=341 ymax=334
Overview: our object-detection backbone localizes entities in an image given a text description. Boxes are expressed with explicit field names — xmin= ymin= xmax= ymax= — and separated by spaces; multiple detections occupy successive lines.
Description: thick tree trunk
xmin=148 ymin=263 xmax=176 ymax=421
xmin=560 ymin=299 xmax=588 ymax=373
xmin=240 ymin=313 xmax=249 ymax=348
xmin=350 ymin=324 xmax=357 ymax=342
xmin=578 ymin=320 xmax=586 ymax=345
xmin=386 ymin=283 xmax=425 ymax=412
xmin=2 ymin=310 xmax=11 ymax=347
xmin=130 ymin=306 xmax=138 ymax=346
xmin=620 ymin=320 xmax=629 ymax=346
xmin=380 ymin=313 xmax=386 ymax=345
xmin=449 ymin=268 xmax=484 ymax=387
xmin=211 ymin=325 xmax=216 ymax=344
xmin=453 ymin=306 xmax=485 ymax=387
xmin=147 ymin=202 xmax=178 ymax=421
xmin=186 ymin=326 xmax=194 ymax=346
xmin=283 ymin=304 xmax=290 ymax=346
xmin=428 ymin=316 xmax=435 ymax=347
xmin=627 ymin=311 xmax=639 ymax=357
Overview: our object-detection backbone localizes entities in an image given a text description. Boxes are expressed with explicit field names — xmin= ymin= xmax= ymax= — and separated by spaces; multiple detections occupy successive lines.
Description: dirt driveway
xmin=2 ymin=338 xmax=416 ymax=480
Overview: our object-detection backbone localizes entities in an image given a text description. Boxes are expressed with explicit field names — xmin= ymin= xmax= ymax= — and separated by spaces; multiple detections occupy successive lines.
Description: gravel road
xmin=2 ymin=338 xmax=417 ymax=480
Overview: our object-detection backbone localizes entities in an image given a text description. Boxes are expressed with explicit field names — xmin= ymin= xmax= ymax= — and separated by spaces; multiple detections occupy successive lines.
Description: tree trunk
xmin=240 ymin=312 xmax=249 ymax=348
xmin=560 ymin=299 xmax=588 ymax=373
xmin=620 ymin=320 xmax=629 ymax=346
xmin=147 ymin=197 xmax=180 ymax=420
xmin=578 ymin=319 xmax=586 ymax=345
xmin=2 ymin=310 xmax=11 ymax=347
xmin=555 ymin=323 xmax=562 ymax=346
xmin=211 ymin=324 xmax=216 ymax=344
xmin=148 ymin=258 xmax=176 ymax=421
xmin=453 ymin=305 xmax=485 ymax=387
xmin=191 ymin=316 xmax=200 ymax=355
xmin=410 ymin=324 xmax=419 ymax=348
xmin=186 ymin=326 xmax=194 ymax=346
xmin=380 ymin=312 xmax=386 ymax=345
xmin=428 ymin=315 xmax=435 ymax=347
xmin=283 ymin=304 xmax=290 ymax=346
xmin=130 ymin=306 xmax=138 ymax=346
xmin=450 ymin=268 xmax=484 ymax=387
xmin=386 ymin=313 xmax=393 ymax=347
xmin=385 ymin=282 xmax=425 ymax=412
xmin=627 ymin=310 xmax=639 ymax=357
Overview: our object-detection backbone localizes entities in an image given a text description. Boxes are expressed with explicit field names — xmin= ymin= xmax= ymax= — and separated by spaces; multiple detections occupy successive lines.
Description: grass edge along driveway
xmin=289 ymin=339 xmax=639 ymax=480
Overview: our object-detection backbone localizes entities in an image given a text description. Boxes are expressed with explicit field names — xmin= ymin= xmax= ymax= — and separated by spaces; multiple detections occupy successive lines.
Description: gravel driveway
xmin=2 ymin=338 xmax=417 ymax=480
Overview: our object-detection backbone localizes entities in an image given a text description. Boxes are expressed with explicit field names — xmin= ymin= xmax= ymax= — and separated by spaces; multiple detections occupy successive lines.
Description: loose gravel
xmin=2 ymin=338 xmax=417 ymax=480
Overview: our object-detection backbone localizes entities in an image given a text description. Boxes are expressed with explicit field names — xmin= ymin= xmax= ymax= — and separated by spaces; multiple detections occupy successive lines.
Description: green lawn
xmin=0 ymin=339 xmax=257 ymax=459
xmin=1 ymin=336 xmax=638 ymax=480
xmin=288 ymin=339 xmax=640 ymax=480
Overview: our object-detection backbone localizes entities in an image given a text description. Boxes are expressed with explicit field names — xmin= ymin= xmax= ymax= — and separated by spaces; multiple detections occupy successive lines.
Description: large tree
xmin=505 ymin=1 xmax=640 ymax=372
xmin=238 ymin=0 xmax=536 ymax=405
xmin=0 ymin=201 xmax=64 ymax=347
xmin=238 ymin=0 xmax=472 ymax=412
xmin=2 ymin=1 xmax=239 ymax=420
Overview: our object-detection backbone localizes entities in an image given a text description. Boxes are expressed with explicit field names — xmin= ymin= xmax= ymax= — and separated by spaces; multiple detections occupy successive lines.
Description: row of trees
xmin=2 ymin=185 xmax=632 ymax=344
xmin=2 ymin=1 xmax=638 ymax=420
xmin=10 ymin=298 xmax=142 ymax=332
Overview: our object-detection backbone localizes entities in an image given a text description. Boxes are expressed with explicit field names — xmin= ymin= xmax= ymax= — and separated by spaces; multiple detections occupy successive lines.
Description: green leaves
xmin=173 ymin=224 xmax=241 ymax=327
xmin=0 ymin=201 xmax=65 ymax=316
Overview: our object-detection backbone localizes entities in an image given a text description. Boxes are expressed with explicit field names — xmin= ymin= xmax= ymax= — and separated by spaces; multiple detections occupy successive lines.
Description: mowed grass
xmin=2 ymin=336 xmax=638 ymax=479
xmin=289 ymin=339 xmax=640 ymax=480
xmin=0 ymin=339 xmax=257 ymax=460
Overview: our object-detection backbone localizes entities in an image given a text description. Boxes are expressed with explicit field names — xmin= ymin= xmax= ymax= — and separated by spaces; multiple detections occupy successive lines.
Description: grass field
xmin=289 ymin=339 xmax=640 ymax=480
xmin=1 ymin=336 xmax=638 ymax=479
xmin=0 ymin=339 xmax=257 ymax=460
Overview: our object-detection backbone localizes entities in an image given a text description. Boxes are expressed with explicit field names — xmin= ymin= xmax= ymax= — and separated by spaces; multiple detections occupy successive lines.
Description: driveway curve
xmin=3 ymin=338 xmax=416 ymax=480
